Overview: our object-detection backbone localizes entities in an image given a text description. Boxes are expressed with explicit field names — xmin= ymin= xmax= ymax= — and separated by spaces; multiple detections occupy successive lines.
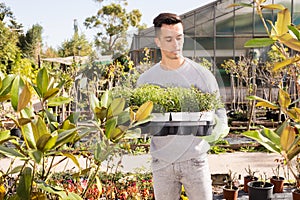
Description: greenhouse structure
xmin=130 ymin=0 xmax=300 ymax=106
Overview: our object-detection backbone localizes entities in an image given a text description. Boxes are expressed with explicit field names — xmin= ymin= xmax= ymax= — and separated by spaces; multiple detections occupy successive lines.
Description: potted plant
xmin=223 ymin=170 xmax=239 ymax=200
xmin=248 ymin=173 xmax=274 ymax=200
xmin=270 ymin=159 xmax=285 ymax=193
xmin=243 ymin=165 xmax=258 ymax=193
xmin=113 ymin=84 xmax=224 ymax=136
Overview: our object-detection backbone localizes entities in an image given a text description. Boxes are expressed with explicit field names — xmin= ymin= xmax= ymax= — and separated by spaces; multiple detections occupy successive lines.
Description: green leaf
xmin=105 ymin=117 xmax=117 ymax=139
xmin=108 ymin=98 xmax=125 ymax=117
xmin=10 ymin=76 xmax=24 ymax=112
xmin=242 ymin=129 xmax=281 ymax=154
xmin=36 ymin=181 xmax=82 ymax=199
xmin=43 ymin=88 xmax=59 ymax=102
xmin=62 ymin=152 xmax=80 ymax=169
xmin=42 ymin=134 xmax=57 ymax=151
xmin=0 ymin=145 xmax=26 ymax=158
xmin=288 ymin=25 xmax=300 ymax=40
xmin=28 ymin=150 xmax=43 ymax=164
xmin=278 ymin=88 xmax=291 ymax=111
xmin=0 ymin=130 xmax=11 ymax=141
xmin=54 ymin=128 xmax=77 ymax=148
xmin=244 ymin=38 xmax=275 ymax=48
xmin=16 ymin=167 xmax=32 ymax=199
xmin=47 ymin=96 xmax=72 ymax=107
xmin=0 ymin=74 xmax=15 ymax=96
xmin=135 ymin=101 xmax=153 ymax=122
xmin=36 ymin=134 xmax=52 ymax=152
xmin=37 ymin=67 xmax=49 ymax=97
xmin=101 ymin=90 xmax=112 ymax=108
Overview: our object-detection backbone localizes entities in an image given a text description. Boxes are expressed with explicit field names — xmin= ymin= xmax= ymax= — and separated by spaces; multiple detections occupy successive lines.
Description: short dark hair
xmin=153 ymin=13 xmax=182 ymax=36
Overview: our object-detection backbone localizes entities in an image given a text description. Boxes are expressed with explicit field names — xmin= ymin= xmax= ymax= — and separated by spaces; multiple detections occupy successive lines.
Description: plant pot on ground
xmin=293 ymin=188 xmax=300 ymax=200
xmin=247 ymin=181 xmax=274 ymax=200
xmin=243 ymin=165 xmax=258 ymax=193
xmin=222 ymin=170 xmax=239 ymax=200
xmin=270 ymin=161 xmax=285 ymax=193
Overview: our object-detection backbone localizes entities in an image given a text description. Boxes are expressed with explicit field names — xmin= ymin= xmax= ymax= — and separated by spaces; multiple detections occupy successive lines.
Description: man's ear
xmin=155 ymin=37 xmax=160 ymax=48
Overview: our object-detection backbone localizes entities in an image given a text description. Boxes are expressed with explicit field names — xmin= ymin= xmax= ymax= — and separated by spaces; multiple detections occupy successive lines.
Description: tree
xmin=84 ymin=0 xmax=144 ymax=55
xmin=0 ymin=20 xmax=20 ymax=74
xmin=18 ymin=24 xmax=43 ymax=61
xmin=0 ymin=2 xmax=22 ymax=32
xmin=58 ymin=33 xmax=93 ymax=57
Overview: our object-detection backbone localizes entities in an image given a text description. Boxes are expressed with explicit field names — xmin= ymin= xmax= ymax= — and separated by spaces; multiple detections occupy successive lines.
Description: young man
xmin=137 ymin=13 xmax=229 ymax=200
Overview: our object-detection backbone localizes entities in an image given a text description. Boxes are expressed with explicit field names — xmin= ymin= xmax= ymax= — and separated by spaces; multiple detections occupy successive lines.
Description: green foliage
xmin=84 ymin=0 xmax=144 ymax=55
xmin=58 ymin=33 xmax=93 ymax=57
xmin=114 ymin=84 xmax=224 ymax=113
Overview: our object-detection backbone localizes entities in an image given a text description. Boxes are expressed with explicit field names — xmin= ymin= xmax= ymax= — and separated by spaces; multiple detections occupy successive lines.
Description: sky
xmin=2 ymin=0 xmax=213 ymax=48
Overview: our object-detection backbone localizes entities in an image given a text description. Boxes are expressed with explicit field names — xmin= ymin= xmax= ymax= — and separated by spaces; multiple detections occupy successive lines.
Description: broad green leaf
xmin=10 ymin=76 xmax=24 ymax=112
xmin=62 ymin=152 xmax=80 ymax=169
xmin=0 ymin=74 xmax=15 ymax=96
xmin=108 ymin=98 xmax=125 ymax=118
xmin=105 ymin=117 xmax=117 ymax=139
xmin=278 ymin=88 xmax=291 ymax=111
xmin=36 ymin=134 xmax=52 ymax=152
xmin=16 ymin=167 xmax=32 ymax=199
xmin=124 ymin=128 xmax=142 ymax=139
xmin=28 ymin=150 xmax=43 ymax=164
xmin=9 ymin=165 xmax=23 ymax=175
xmin=261 ymin=4 xmax=286 ymax=11
xmin=110 ymin=127 xmax=124 ymax=142
xmin=242 ymin=129 xmax=281 ymax=153
xmin=45 ymin=109 xmax=57 ymax=123
xmin=244 ymin=38 xmax=275 ymax=48
xmin=65 ymin=112 xmax=80 ymax=124
xmin=36 ymin=181 xmax=82 ymax=199
xmin=280 ymin=125 xmax=296 ymax=151
xmin=117 ymin=111 xmax=130 ymax=125
xmin=288 ymin=25 xmax=300 ymax=40
xmin=100 ymin=90 xmax=112 ymax=108
xmin=43 ymin=88 xmax=59 ymax=102
xmin=42 ymin=134 xmax=57 ymax=151
xmin=47 ymin=96 xmax=72 ymax=107
xmin=17 ymin=83 xmax=31 ymax=112
xmin=21 ymin=120 xmax=36 ymax=149
xmin=275 ymin=9 xmax=291 ymax=36
xmin=135 ymin=101 xmax=153 ymax=121
xmin=54 ymin=128 xmax=77 ymax=148
xmin=278 ymin=33 xmax=300 ymax=52
xmin=37 ymin=67 xmax=49 ymax=97
xmin=261 ymin=128 xmax=280 ymax=146
xmin=0 ymin=130 xmax=10 ymax=141
xmin=0 ymin=145 xmax=26 ymax=158
xmin=95 ymin=106 xmax=108 ymax=121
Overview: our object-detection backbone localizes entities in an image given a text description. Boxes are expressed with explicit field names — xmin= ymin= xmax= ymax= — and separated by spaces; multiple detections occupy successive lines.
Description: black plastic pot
xmin=248 ymin=181 xmax=274 ymax=200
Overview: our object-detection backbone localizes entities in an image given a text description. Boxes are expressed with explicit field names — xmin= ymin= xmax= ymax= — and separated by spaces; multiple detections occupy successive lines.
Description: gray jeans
xmin=152 ymin=157 xmax=212 ymax=200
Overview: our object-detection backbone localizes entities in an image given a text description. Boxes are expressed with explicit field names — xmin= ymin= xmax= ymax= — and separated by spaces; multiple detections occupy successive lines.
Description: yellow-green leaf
xmin=261 ymin=4 xmax=286 ymax=11
xmin=17 ymin=84 xmax=31 ymax=112
xmin=256 ymin=102 xmax=279 ymax=109
xmin=107 ymin=98 xmax=125 ymax=118
xmin=275 ymin=9 xmax=291 ymax=36
xmin=36 ymin=134 xmax=52 ymax=152
xmin=37 ymin=67 xmax=49 ymax=97
xmin=18 ymin=118 xmax=32 ymax=126
xmin=43 ymin=88 xmax=59 ymax=102
xmin=244 ymin=38 xmax=275 ymax=48
xmin=278 ymin=88 xmax=291 ymax=111
xmin=280 ymin=125 xmax=296 ymax=151
xmin=136 ymin=101 xmax=153 ymax=121
xmin=62 ymin=152 xmax=80 ymax=169
xmin=278 ymin=33 xmax=300 ymax=52
xmin=273 ymin=56 xmax=300 ymax=71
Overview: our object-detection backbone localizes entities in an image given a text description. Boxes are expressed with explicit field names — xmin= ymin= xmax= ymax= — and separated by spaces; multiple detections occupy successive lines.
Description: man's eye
xmin=166 ymin=39 xmax=172 ymax=42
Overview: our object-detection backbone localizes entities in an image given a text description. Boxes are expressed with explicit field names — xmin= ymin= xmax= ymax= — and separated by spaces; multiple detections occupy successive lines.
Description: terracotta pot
xmin=293 ymin=189 xmax=300 ymax=200
xmin=270 ymin=176 xmax=284 ymax=193
xmin=223 ymin=185 xmax=238 ymax=200
xmin=248 ymin=181 xmax=274 ymax=200
xmin=243 ymin=176 xmax=258 ymax=193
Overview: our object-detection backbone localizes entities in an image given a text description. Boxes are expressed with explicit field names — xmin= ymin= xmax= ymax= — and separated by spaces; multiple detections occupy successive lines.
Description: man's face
xmin=155 ymin=23 xmax=184 ymax=59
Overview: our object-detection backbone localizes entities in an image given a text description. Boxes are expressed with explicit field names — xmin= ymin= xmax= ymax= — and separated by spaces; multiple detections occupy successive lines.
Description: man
xmin=137 ymin=13 xmax=229 ymax=200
